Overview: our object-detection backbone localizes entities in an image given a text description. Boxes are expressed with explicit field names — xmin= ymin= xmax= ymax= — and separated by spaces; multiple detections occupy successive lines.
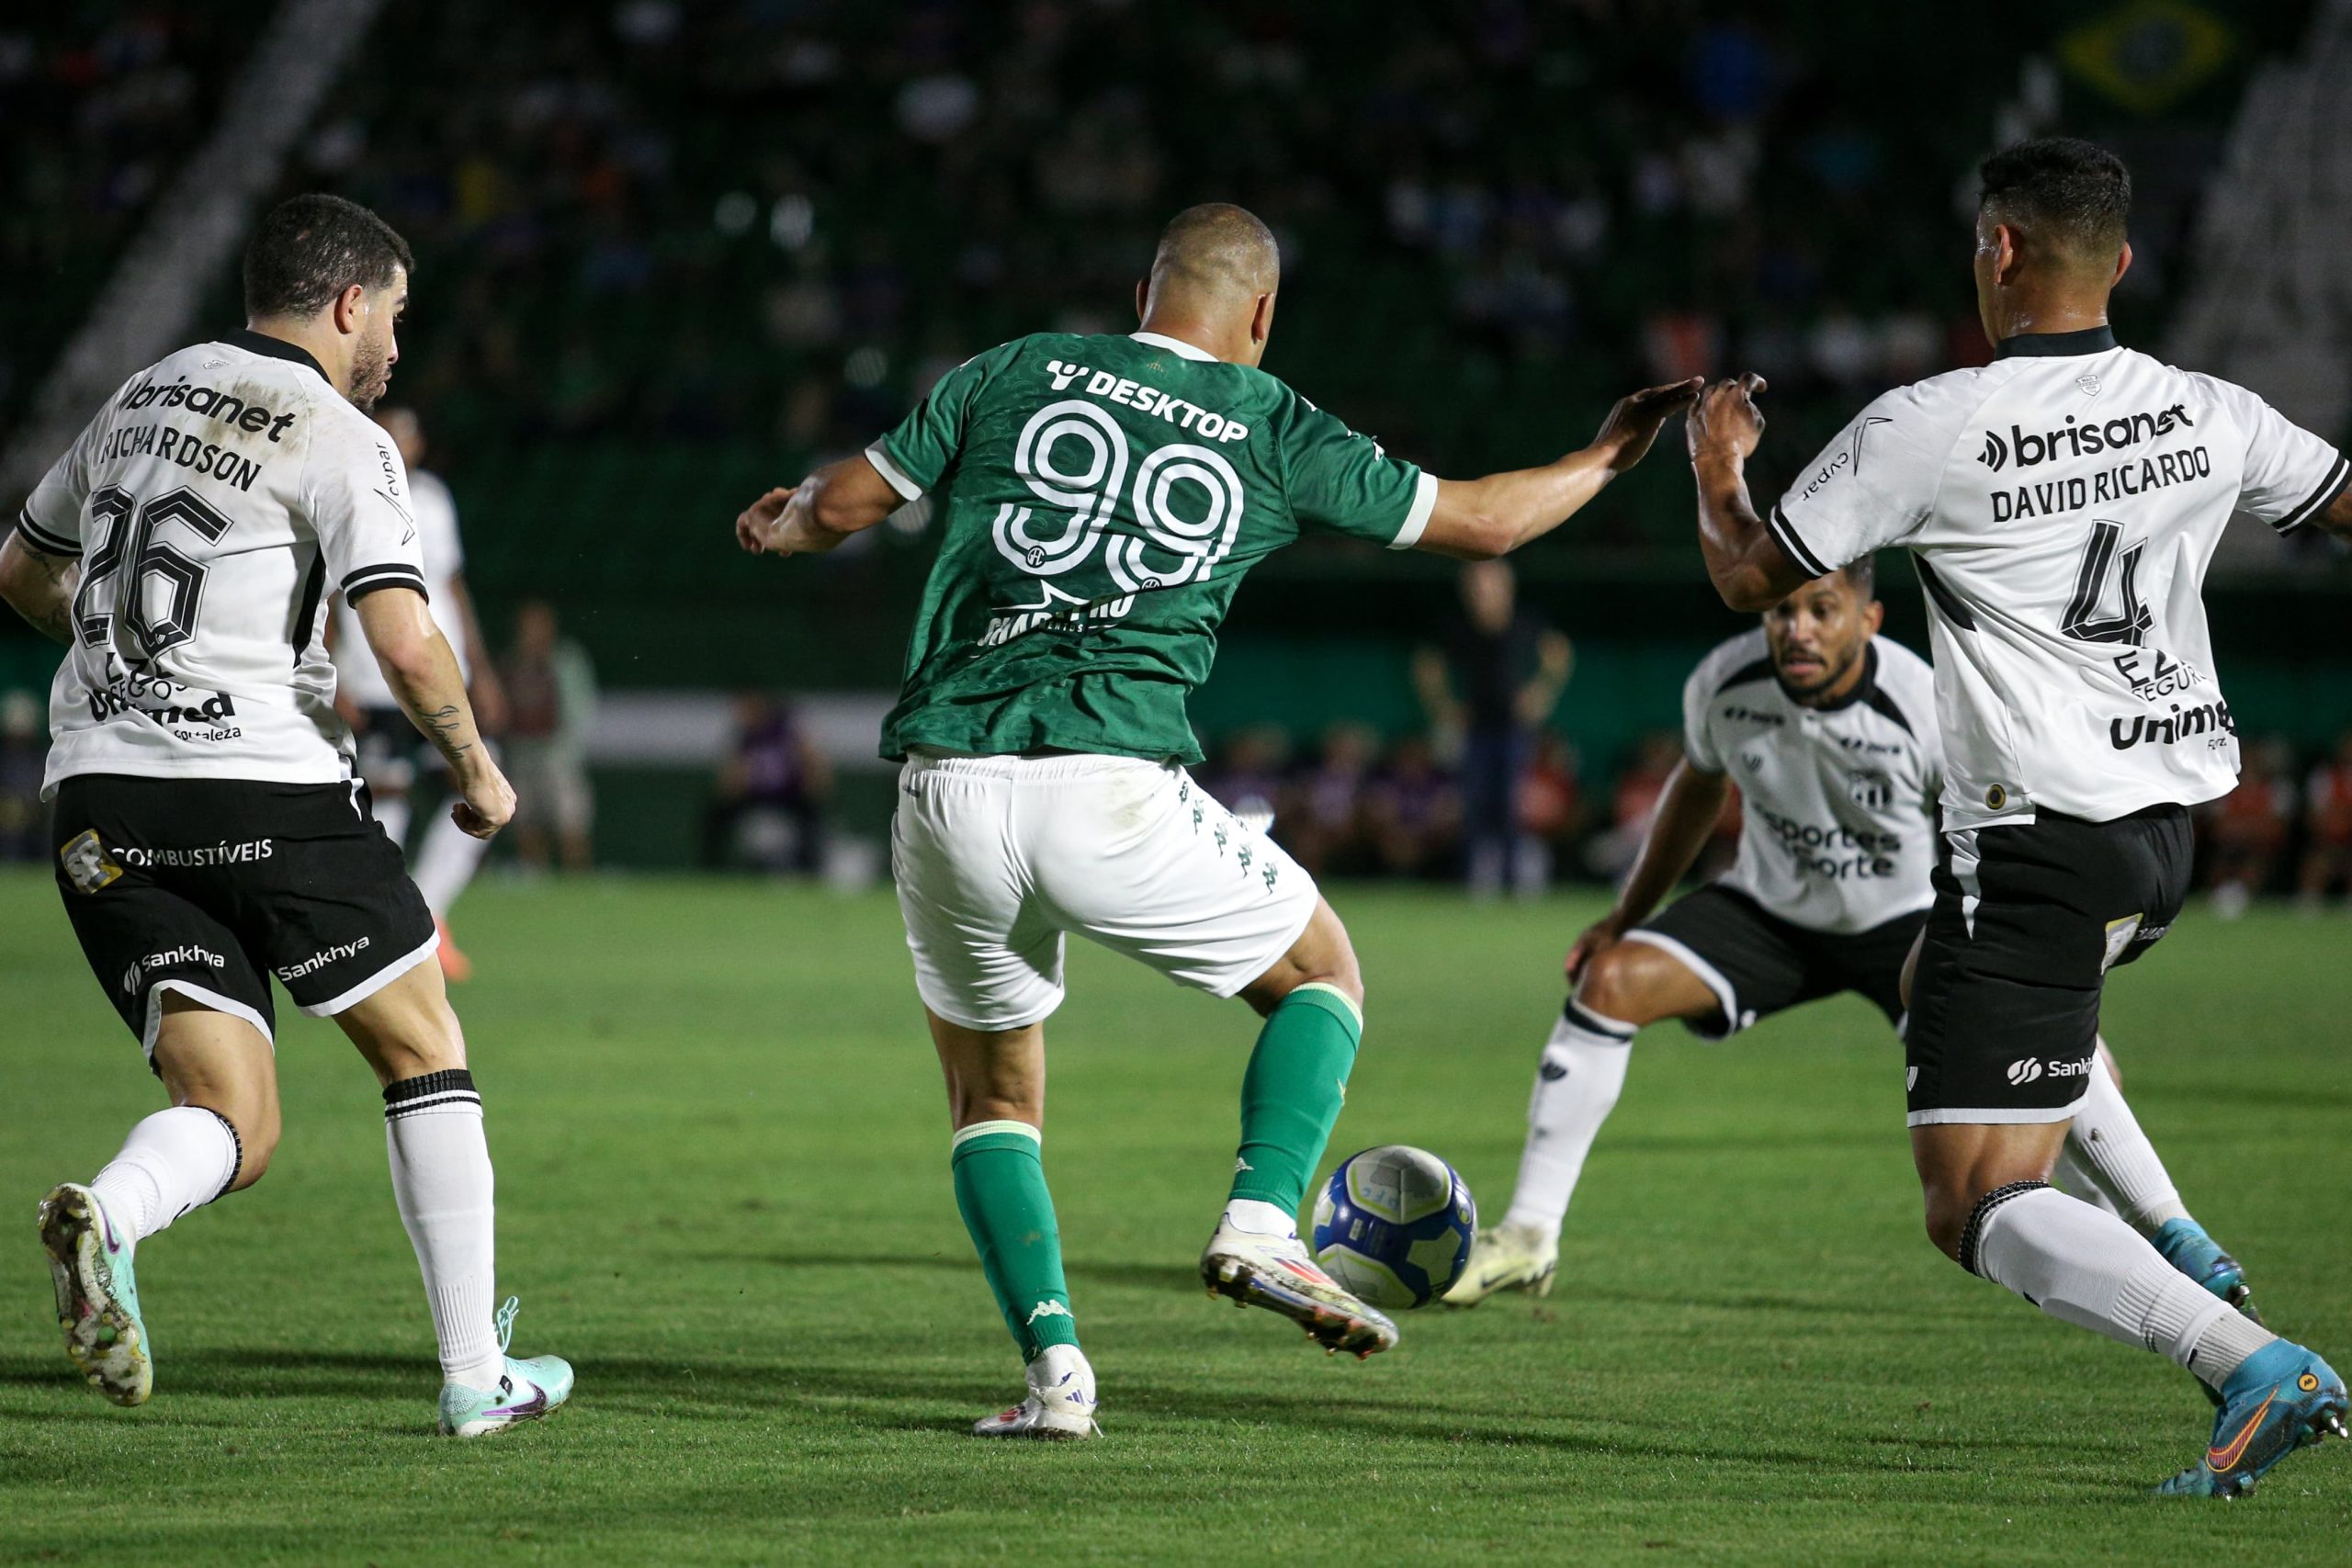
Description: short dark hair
xmin=1840 ymin=554 xmax=1875 ymax=597
xmin=243 ymin=194 xmax=413 ymax=320
xmin=1977 ymin=138 xmax=2131 ymax=263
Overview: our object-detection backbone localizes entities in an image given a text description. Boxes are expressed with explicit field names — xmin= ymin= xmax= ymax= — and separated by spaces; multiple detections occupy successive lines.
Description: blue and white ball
xmin=1311 ymin=1145 xmax=1476 ymax=1310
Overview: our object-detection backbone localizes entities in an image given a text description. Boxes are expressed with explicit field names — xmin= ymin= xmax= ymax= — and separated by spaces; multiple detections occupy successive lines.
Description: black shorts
xmin=1625 ymin=884 xmax=1925 ymax=1042
xmin=355 ymin=705 xmax=430 ymax=792
xmin=51 ymin=773 xmax=437 ymax=1062
xmin=1904 ymin=805 xmax=2190 ymax=1126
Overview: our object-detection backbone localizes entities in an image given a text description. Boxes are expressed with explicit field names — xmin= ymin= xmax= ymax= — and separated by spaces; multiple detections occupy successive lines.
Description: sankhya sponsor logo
xmin=275 ymin=934 xmax=370 ymax=982
xmin=2005 ymin=1055 xmax=2093 ymax=1086
xmin=120 ymin=943 xmax=226 ymax=995
xmin=1978 ymin=403 xmax=2193 ymax=471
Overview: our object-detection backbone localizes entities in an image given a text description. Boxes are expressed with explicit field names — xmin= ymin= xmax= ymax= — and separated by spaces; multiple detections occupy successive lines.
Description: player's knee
xmin=193 ymin=1094 xmax=280 ymax=1190
xmin=232 ymin=1111 xmax=281 ymax=1189
xmin=1918 ymin=1189 xmax=1975 ymax=1259
xmin=1575 ymin=945 xmax=1651 ymax=1022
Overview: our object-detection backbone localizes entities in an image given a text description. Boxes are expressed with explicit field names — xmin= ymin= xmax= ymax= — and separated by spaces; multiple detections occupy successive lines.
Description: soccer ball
xmin=1310 ymin=1145 xmax=1476 ymax=1310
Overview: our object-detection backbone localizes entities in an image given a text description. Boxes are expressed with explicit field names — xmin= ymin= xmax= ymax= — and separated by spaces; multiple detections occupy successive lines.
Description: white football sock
xmin=384 ymin=1070 xmax=503 ymax=1390
xmin=2060 ymin=1040 xmax=2190 ymax=1232
xmin=374 ymin=794 xmax=413 ymax=851
xmin=88 ymin=1106 xmax=242 ymax=1245
xmin=1971 ymin=1184 xmax=2274 ymax=1385
xmin=2049 ymin=1145 xmax=2122 ymax=1215
xmin=1499 ymin=1001 xmax=1635 ymax=1235
xmin=412 ymin=808 xmax=491 ymax=918
xmin=1222 ymin=1198 xmax=1297 ymax=1239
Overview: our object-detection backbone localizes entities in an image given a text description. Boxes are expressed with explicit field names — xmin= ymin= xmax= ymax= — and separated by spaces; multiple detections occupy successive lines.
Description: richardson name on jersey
xmin=96 ymin=372 xmax=307 ymax=494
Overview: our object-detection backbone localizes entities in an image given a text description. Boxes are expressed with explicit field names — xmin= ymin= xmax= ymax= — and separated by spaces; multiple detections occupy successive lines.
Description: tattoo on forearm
xmin=6 ymin=549 xmax=79 ymax=644
xmin=417 ymin=702 xmax=476 ymax=762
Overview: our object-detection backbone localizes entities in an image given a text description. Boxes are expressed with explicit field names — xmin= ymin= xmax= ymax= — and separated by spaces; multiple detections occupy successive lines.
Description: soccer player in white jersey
xmin=331 ymin=407 xmax=505 ymax=981
xmin=0 ymin=196 xmax=570 ymax=1436
xmin=1684 ymin=139 xmax=2349 ymax=1496
xmin=734 ymin=204 xmax=1699 ymax=1438
xmin=1449 ymin=560 xmax=2257 ymax=1319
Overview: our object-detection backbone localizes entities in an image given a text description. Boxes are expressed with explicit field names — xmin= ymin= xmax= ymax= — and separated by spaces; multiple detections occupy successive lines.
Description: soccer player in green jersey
xmin=735 ymin=203 xmax=1696 ymax=1438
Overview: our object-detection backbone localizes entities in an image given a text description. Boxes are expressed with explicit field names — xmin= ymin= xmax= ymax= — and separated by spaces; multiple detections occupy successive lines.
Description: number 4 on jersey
xmin=2062 ymin=518 xmax=2152 ymax=646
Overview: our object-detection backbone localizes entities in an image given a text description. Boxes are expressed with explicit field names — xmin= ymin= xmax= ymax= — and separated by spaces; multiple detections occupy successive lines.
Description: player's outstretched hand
xmin=735 ymin=487 xmax=797 ymax=555
xmin=450 ymin=762 xmax=517 ymax=840
xmin=1591 ymin=378 xmax=1703 ymax=473
xmin=1686 ymin=374 xmax=1769 ymax=465
xmin=1564 ymin=914 xmax=1627 ymax=983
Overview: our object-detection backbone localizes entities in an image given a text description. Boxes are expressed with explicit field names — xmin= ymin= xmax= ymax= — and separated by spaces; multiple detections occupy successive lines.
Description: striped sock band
xmin=384 ymin=1068 xmax=482 ymax=1120
xmin=198 ymin=1107 xmax=243 ymax=1202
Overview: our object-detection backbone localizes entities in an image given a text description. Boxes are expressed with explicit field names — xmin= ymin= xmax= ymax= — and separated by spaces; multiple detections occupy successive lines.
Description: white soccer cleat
xmin=972 ymin=1344 xmax=1098 ymax=1440
xmin=1443 ymin=1221 xmax=1559 ymax=1307
xmin=1199 ymin=1217 xmax=1398 ymax=1359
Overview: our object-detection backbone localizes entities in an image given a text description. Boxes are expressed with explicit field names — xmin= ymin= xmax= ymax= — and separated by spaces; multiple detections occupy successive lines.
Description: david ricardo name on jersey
xmin=1767 ymin=325 xmax=2349 ymax=830
xmin=1683 ymin=629 xmax=1939 ymax=934
xmin=17 ymin=331 xmax=428 ymax=795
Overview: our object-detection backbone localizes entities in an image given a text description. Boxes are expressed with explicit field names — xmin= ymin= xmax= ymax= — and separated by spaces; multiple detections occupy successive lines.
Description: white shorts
xmin=892 ymin=751 xmax=1321 ymax=1032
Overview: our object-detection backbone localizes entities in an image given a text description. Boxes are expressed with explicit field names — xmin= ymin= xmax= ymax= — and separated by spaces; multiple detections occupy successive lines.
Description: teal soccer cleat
xmin=2155 ymin=1341 xmax=2347 ymax=1498
xmin=437 ymin=1297 xmax=573 ymax=1438
xmin=38 ymin=1182 xmax=152 ymax=1407
xmin=2153 ymin=1218 xmax=2259 ymax=1322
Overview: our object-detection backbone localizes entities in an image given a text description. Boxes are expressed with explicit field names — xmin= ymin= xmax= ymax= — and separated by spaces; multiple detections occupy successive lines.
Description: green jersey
xmin=868 ymin=331 xmax=1433 ymax=762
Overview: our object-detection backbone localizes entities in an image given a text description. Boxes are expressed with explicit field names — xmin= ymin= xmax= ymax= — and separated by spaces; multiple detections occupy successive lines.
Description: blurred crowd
xmin=6 ymin=2 xmax=2279 ymax=552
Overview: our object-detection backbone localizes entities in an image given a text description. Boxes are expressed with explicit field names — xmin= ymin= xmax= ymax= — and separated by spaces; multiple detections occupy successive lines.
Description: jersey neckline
xmin=1992 ymin=324 xmax=2117 ymax=360
xmin=1129 ymin=330 xmax=1216 ymax=363
xmin=226 ymin=328 xmax=331 ymax=383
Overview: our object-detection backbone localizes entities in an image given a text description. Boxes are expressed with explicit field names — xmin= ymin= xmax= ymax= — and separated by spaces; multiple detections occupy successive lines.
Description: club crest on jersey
xmin=1846 ymin=769 xmax=1894 ymax=810
xmin=59 ymin=830 xmax=123 ymax=894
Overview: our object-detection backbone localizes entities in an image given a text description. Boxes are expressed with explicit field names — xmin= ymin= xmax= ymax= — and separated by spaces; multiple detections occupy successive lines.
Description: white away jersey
xmin=333 ymin=468 xmax=465 ymax=705
xmin=18 ymin=332 xmax=427 ymax=793
xmin=1770 ymin=328 xmax=2348 ymax=831
xmin=1683 ymin=629 xmax=1940 ymax=933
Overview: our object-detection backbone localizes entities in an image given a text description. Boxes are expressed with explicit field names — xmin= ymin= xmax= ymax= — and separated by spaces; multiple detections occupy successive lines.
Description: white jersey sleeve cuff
xmin=1765 ymin=504 xmax=1834 ymax=579
xmin=2274 ymin=453 xmax=2349 ymax=536
xmin=865 ymin=443 xmax=923 ymax=502
xmin=16 ymin=508 xmax=78 ymax=557
xmin=1388 ymin=471 xmax=1439 ymax=550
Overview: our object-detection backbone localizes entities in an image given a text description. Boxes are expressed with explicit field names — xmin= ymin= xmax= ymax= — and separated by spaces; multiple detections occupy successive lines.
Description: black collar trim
xmin=1779 ymin=641 xmax=1879 ymax=713
xmin=227 ymin=329 xmax=330 ymax=382
xmin=1994 ymin=325 xmax=2117 ymax=360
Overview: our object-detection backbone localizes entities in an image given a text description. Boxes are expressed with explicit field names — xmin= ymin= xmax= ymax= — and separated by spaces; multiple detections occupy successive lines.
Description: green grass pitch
xmin=1 ymin=868 xmax=2346 ymax=1563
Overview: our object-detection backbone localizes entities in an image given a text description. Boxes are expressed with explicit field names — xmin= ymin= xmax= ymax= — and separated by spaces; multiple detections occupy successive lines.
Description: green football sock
xmin=1227 ymin=981 xmax=1363 ymax=1216
xmin=950 ymin=1122 xmax=1079 ymax=1362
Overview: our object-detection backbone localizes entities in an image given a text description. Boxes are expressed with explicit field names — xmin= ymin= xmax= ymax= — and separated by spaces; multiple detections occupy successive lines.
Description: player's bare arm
xmin=0 ymin=531 xmax=81 ymax=645
xmin=1565 ymin=757 xmax=1731 ymax=981
xmin=735 ymin=454 xmax=904 ymax=557
xmin=1415 ymin=378 xmax=1702 ymax=561
xmin=2315 ymin=481 xmax=2352 ymax=538
xmin=356 ymin=585 xmax=514 ymax=839
xmin=1688 ymin=375 xmax=1815 ymax=611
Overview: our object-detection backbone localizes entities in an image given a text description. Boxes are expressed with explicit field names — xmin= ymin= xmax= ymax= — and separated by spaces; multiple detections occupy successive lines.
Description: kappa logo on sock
xmin=1025 ymin=1302 xmax=1073 ymax=1326
xmin=1539 ymin=1056 xmax=1568 ymax=1082
xmin=1233 ymin=1156 xmax=1253 ymax=1173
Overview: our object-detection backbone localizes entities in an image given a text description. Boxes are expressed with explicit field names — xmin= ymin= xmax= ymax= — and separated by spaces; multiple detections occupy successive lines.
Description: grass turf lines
xmin=1 ymin=870 xmax=2346 ymax=1564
